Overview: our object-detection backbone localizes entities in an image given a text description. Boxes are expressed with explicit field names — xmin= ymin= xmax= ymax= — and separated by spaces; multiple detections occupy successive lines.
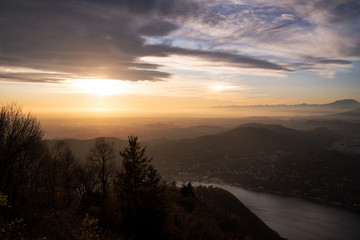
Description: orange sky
xmin=2 ymin=77 xmax=354 ymax=120
xmin=1 ymin=1 xmax=359 ymax=120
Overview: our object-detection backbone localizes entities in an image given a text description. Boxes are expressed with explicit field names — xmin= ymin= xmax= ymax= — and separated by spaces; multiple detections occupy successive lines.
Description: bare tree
xmin=73 ymin=163 xmax=98 ymax=206
xmin=0 ymin=104 xmax=45 ymax=205
xmin=45 ymin=140 xmax=77 ymax=208
xmin=87 ymin=137 xmax=115 ymax=203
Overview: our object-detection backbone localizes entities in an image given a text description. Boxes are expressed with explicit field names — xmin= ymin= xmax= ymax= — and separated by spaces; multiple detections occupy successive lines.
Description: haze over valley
xmin=49 ymin=99 xmax=360 ymax=210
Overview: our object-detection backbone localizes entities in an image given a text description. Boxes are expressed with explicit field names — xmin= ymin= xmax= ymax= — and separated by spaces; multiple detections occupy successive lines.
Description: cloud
xmin=0 ymin=0 xmax=197 ymax=82
xmin=318 ymin=59 xmax=352 ymax=65
xmin=327 ymin=0 xmax=360 ymax=23
xmin=0 ymin=0 xmax=358 ymax=84
xmin=171 ymin=0 xmax=359 ymax=77
xmin=138 ymin=20 xmax=178 ymax=37
xmin=147 ymin=45 xmax=292 ymax=71
xmin=0 ymin=73 xmax=67 ymax=83
xmin=0 ymin=0 xmax=301 ymax=84
xmin=279 ymin=14 xmax=296 ymax=21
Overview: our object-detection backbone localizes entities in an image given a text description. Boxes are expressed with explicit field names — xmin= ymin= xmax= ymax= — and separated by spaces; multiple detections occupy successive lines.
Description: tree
xmin=116 ymin=135 xmax=166 ymax=240
xmin=73 ymin=163 xmax=99 ymax=208
xmin=45 ymin=140 xmax=77 ymax=208
xmin=87 ymin=137 xmax=115 ymax=204
xmin=0 ymin=191 xmax=25 ymax=239
xmin=180 ymin=182 xmax=195 ymax=198
xmin=73 ymin=214 xmax=102 ymax=240
xmin=0 ymin=104 xmax=45 ymax=205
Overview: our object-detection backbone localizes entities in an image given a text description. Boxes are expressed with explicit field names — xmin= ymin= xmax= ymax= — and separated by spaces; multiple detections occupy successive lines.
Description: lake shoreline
xmin=194 ymin=181 xmax=360 ymax=240
xmin=174 ymin=177 xmax=360 ymax=213
xmin=226 ymin=182 xmax=360 ymax=213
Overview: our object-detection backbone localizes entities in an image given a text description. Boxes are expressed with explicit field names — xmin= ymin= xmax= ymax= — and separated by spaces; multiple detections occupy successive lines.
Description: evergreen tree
xmin=117 ymin=135 xmax=166 ymax=240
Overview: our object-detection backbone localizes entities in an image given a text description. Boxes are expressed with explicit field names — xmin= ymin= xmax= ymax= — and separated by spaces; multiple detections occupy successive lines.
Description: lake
xmin=193 ymin=183 xmax=360 ymax=240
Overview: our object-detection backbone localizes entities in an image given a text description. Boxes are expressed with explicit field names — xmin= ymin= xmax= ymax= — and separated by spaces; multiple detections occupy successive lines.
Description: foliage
xmin=0 ymin=191 xmax=7 ymax=207
xmin=0 ymin=192 xmax=25 ymax=240
xmin=43 ymin=140 xmax=77 ymax=208
xmin=116 ymin=135 xmax=167 ymax=239
xmin=0 ymin=104 xmax=45 ymax=206
xmin=73 ymin=214 xmax=101 ymax=240
xmin=73 ymin=164 xmax=100 ymax=207
xmin=180 ymin=182 xmax=195 ymax=197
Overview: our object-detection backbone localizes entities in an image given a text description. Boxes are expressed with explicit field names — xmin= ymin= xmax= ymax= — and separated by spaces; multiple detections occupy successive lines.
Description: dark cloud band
xmin=0 ymin=0 xmax=295 ymax=83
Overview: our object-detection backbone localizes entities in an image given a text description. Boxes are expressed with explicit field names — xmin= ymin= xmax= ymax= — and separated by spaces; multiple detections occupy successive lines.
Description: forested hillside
xmin=0 ymin=104 xmax=284 ymax=239
xmin=150 ymin=123 xmax=360 ymax=210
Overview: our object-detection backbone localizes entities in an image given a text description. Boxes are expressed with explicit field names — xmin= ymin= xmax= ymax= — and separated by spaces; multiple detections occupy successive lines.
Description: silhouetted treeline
xmin=0 ymin=104 xmax=284 ymax=239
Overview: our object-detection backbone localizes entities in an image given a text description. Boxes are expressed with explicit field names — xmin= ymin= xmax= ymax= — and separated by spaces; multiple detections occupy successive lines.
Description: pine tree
xmin=117 ymin=135 xmax=166 ymax=240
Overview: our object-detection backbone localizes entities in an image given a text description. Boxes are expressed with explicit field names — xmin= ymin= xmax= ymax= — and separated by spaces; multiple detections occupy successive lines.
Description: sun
xmin=71 ymin=78 xmax=130 ymax=96
xmin=210 ymin=84 xmax=236 ymax=92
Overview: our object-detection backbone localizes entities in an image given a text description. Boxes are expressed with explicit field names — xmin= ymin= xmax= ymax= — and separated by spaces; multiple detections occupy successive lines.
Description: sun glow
xmin=210 ymin=84 xmax=236 ymax=92
xmin=71 ymin=78 xmax=131 ymax=96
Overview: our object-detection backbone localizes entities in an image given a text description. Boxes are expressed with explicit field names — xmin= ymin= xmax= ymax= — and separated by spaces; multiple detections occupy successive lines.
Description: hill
xmin=330 ymin=107 xmax=360 ymax=123
xmin=218 ymin=99 xmax=360 ymax=109
xmin=142 ymin=124 xmax=227 ymax=140
xmin=325 ymin=99 xmax=360 ymax=108
xmin=194 ymin=185 xmax=285 ymax=240
xmin=46 ymin=123 xmax=360 ymax=211
xmin=216 ymin=99 xmax=360 ymax=116
xmin=150 ymin=123 xmax=342 ymax=166
xmin=335 ymin=107 xmax=360 ymax=116
xmin=149 ymin=124 xmax=360 ymax=210
xmin=45 ymin=136 xmax=287 ymax=240
xmin=283 ymin=119 xmax=360 ymax=136
xmin=163 ymin=184 xmax=285 ymax=240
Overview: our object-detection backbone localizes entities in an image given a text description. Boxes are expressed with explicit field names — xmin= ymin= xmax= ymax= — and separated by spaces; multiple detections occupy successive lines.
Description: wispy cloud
xmin=170 ymin=0 xmax=360 ymax=76
xmin=0 ymin=0 xmax=358 ymax=84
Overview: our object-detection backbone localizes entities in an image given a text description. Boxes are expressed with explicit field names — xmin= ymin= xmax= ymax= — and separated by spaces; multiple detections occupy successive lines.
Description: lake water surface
xmin=194 ymin=183 xmax=360 ymax=240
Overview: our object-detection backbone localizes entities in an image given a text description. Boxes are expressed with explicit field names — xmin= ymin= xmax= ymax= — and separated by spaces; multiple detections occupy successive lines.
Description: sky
xmin=0 ymin=0 xmax=359 ymax=118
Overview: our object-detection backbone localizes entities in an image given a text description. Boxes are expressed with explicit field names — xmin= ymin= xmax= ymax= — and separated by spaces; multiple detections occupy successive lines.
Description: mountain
xmin=149 ymin=124 xmax=360 ymax=211
xmin=152 ymin=123 xmax=341 ymax=155
xmin=195 ymin=186 xmax=285 ymax=240
xmin=142 ymin=125 xmax=226 ymax=140
xmin=53 ymin=123 xmax=341 ymax=170
xmin=283 ymin=119 xmax=360 ymax=136
xmin=325 ymin=99 xmax=360 ymax=108
xmin=336 ymin=107 xmax=360 ymax=116
xmin=150 ymin=123 xmax=343 ymax=174
xmin=231 ymin=99 xmax=360 ymax=108
xmin=329 ymin=107 xmax=360 ymax=123
xmin=218 ymin=99 xmax=360 ymax=109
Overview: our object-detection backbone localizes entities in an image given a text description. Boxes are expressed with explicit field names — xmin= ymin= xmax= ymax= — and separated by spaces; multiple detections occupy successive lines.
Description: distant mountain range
xmin=333 ymin=107 xmax=360 ymax=117
xmin=150 ymin=123 xmax=344 ymax=172
xmin=217 ymin=99 xmax=360 ymax=109
xmin=142 ymin=125 xmax=226 ymax=140
xmin=283 ymin=119 xmax=360 ymax=136
xmin=59 ymin=119 xmax=359 ymax=164
xmin=326 ymin=99 xmax=360 ymax=108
